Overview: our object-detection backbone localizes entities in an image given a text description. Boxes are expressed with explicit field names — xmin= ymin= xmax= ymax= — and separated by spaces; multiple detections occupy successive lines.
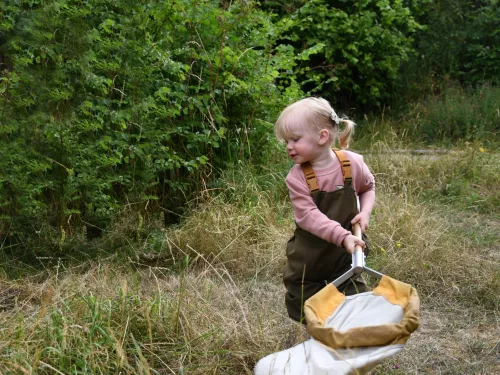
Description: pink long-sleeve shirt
xmin=285 ymin=150 xmax=375 ymax=247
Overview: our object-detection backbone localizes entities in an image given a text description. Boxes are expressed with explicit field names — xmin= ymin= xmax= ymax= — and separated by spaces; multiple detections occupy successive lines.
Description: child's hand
xmin=351 ymin=211 xmax=370 ymax=233
xmin=342 ymin=234 xmax=365 ymax=254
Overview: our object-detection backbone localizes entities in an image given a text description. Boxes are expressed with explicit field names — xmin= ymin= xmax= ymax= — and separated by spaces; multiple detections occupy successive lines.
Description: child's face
xmin=284 ymin=128 xmax=322 ymax=164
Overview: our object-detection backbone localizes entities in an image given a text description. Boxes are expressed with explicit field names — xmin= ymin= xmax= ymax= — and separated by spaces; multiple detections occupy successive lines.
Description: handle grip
xmin=353 ymin=222 xmax=363 ymax=253
xmin=351 ymin=222 xmax=365 ymax=273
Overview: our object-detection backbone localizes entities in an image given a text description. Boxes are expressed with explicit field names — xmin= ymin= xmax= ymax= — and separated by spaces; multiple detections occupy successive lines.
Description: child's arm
xmin=286 ymin=167 xmax=351 ymax=247
xmin=350 ymin=153 xmax=376 ymax=233
xmin=351 ymin=190 xmax=375 ymax=232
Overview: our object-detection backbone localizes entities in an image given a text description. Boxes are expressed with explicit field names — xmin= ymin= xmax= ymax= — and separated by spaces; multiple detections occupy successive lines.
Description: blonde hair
xmin=275 ymin=97 xmax=355 ymax=149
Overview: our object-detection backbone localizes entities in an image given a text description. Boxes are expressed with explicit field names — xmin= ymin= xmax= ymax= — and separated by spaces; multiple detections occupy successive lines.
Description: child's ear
xmin=318 ymin=129 xmax=330 ymax=145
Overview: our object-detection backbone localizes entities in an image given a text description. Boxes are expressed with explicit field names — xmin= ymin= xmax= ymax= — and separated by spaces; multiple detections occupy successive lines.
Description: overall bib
xmin=283 ymin=149 xmax=367 ymax=323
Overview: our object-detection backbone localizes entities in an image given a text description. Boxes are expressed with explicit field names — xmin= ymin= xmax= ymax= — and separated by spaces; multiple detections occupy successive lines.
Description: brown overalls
xmin=283 ymin=149 xmax=367 ymax=323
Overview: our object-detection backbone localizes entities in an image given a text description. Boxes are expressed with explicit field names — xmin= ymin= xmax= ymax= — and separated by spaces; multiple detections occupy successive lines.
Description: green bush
xmin=267 ymin=0 xmax=426 ymax=107
xmin=410 ymin=0 xmax=500 ymax=85
xmin=0 ymin=0 xmax=300 ymax=251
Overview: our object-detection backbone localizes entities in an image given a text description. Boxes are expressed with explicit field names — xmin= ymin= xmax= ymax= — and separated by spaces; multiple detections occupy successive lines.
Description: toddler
xmin=275 ymin=97 xmax=375 ymax=323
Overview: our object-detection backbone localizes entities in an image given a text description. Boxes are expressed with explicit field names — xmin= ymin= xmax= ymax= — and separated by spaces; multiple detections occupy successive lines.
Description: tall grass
xmin=356 ymin=83 xmax=500 ymax=147
xmin=411 ymin=84 xmax=500 ymax=142
xmin=364 ymin=146 xmax=499 ymax=308
xmin=1 ymin=144 xmax=498 ymax=374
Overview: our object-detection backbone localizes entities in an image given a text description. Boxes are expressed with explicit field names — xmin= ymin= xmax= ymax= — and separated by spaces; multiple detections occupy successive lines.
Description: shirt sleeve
xmin=286 ymin=167 xmax=351 ymax=247
xmin=347 ymin=152 xmax=375 ymax=215
xmin=346 ymin=151 xmax=375 ymax=195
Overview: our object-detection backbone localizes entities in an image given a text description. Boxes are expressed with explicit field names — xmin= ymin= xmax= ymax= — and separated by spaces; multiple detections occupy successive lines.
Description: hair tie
xmin=330 ymin=110 xmax=340 ymax=125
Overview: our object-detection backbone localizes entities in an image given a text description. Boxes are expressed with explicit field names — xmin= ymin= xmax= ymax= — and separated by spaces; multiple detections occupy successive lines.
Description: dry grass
xmin=365 ymin=145 xmax=499 ymax=305
xmin=0 ymin=146 xmax=498 ymax=374
xmin=0 ymin=264 xmax=297 ymax=374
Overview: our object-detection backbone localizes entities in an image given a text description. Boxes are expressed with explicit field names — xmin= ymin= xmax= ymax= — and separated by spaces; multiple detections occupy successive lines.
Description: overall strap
xmin=332 ymin=148 xmax=352 ymax=183
xmin=301 ymin=149 xmax=352 ymax=193
xmin=302 ymin=162 xmax=320 ymax=192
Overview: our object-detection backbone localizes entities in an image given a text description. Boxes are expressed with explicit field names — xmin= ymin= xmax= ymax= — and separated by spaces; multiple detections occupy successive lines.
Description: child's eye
xmin=285 ymin=137 xmax=299 ymax=144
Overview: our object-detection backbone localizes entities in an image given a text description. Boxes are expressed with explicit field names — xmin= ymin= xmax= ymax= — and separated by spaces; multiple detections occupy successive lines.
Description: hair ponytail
xmin=274 ymin=97 xmax=357 ymax=148
xmin=337 ymin=119 xmax=355 ymax=149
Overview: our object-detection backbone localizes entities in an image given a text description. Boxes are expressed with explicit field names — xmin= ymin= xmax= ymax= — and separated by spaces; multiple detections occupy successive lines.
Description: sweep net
xmin=255 ymin=276 xmax=420 ymax=375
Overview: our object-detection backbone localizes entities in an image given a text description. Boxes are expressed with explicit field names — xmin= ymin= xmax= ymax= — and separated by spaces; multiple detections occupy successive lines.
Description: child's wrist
xmin=339 ymin=232 xmax=351 ymax=247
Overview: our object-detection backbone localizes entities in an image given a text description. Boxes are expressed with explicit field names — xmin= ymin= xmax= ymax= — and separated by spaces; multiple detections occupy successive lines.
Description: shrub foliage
xmin=264 ymin=0 xmax=426 ymax=107
xmin=415 ymin=0 xmax=500 ymax=85
xmin=0 ymin=0 xmax=300 ymax=249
